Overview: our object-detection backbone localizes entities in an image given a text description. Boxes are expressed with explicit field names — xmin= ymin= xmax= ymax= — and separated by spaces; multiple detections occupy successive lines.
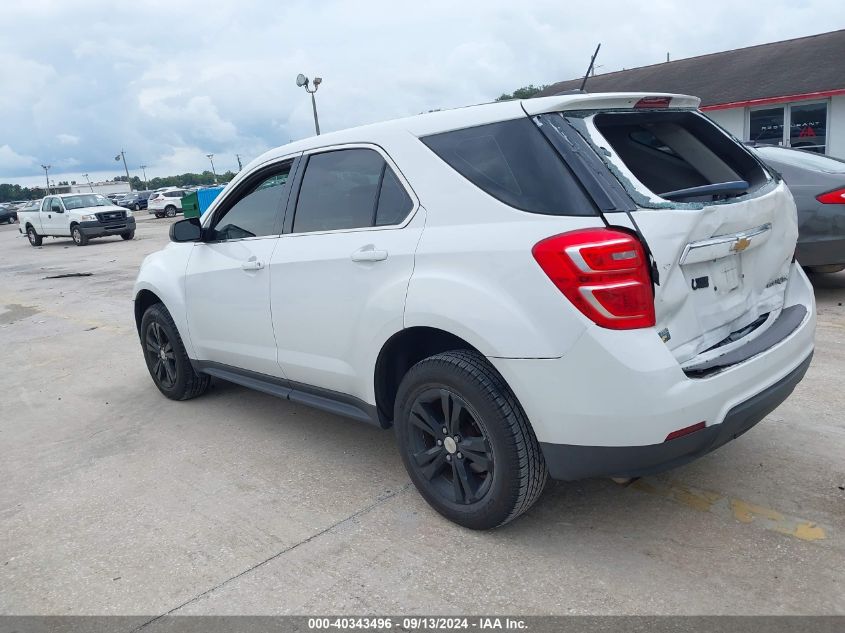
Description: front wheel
xmin=71 ymin=225 xmax=88 ymax=246
xmin=164 ymin=205 xmax=177 ymax=218
xmin=27 ymin=226 xmax=43 ymax=246
xmin=121 ymin=231 xmax=135 ymax=240
xmin=133 ymin=203 xmax=140 ymax=211
xmin=394 ymin=350 xmax=547 ymax=529
xmin=140 ymin=303 xmax=210 ymax=400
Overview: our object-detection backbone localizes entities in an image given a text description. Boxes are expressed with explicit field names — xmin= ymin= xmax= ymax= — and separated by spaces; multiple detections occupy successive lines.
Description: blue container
xmin=198 ymin=186 xmax=225 ymax=215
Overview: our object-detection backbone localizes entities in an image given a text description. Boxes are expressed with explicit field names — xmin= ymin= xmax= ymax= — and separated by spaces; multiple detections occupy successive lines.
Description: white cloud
xmin=0 ymin=145 xmax=37 ymax=171
xmin=2 ymin=0 xmax=845 ymax=184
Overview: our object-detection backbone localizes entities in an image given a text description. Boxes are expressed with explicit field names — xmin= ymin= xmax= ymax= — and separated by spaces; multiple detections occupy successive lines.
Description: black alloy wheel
xmin=407 ymin=388 xmax=494 ymax=505
xmin=145 ymin=320 xmax=177 ymax=389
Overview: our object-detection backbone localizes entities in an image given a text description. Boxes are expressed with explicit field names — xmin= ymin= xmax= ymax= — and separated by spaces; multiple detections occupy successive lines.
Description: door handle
xmin=241 ymin=259 xmax=264 ymax=271
xmin=350 ymin=246 xmax=388 ymax=262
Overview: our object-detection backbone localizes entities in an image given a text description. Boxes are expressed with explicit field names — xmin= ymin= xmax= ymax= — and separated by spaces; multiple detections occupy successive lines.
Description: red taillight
xmin=532 ymin=228 xmax=656 ymax=329
xmin=816 ymin=187 xmax=845 ymax=204
xmin=634 ymin=96 xmax=672 ymax=109
xmin=665 ymin=421 xmax=706 ymax=442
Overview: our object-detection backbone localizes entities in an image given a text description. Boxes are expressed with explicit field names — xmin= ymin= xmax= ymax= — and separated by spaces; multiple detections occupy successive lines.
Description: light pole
xmin=139 ymin=165 xmax=148 ymax=189
xmin=83 ymin=173 xmax=94 ymax=192
xmin=206 ymin=154 xmax=217 ymax=183
xmin=235 ymin=154 xmax=243 ymax=171
xmin=296 ymin=73 xmax=322 ymax=135
xmin=114 ymin=150 xmax=131 ymax=189
xmin=41 ymin=164 xmax=52 ymax=194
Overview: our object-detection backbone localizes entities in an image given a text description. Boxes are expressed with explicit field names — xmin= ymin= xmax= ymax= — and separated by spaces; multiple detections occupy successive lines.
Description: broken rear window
xmin=561 ymin=110 xmax=771 ymax=205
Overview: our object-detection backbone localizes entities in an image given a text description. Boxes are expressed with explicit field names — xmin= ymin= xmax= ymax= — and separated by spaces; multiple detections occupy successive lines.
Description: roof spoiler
xmin=522 ymin=92 xmax=701 ymax=116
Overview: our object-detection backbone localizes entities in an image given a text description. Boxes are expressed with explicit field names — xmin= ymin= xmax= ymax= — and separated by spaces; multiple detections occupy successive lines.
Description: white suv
xmin=148 ymin=188 xmax=188 ymax=218
xmin=133 ymin=93 xmax=816 ymax=529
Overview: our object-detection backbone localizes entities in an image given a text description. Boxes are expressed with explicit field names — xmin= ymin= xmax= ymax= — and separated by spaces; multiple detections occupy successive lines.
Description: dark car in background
xmin=750 ymin=145 xmax=845 ymax=273
xmin=119 ymin=191 xmax=153 ymax=211
xmin=0 ymin=204 xmax=16 ymax=224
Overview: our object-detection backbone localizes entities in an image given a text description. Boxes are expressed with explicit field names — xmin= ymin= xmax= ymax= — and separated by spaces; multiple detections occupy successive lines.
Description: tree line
xmin=0 ymin=170 xmax=238 ymax=203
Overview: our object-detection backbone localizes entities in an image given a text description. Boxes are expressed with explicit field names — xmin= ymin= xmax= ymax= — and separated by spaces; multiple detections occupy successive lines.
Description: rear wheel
xmin=164 ymin=205 xmax=177 ymax=218
xmin=71 ymin=225 xmax=88 ymax=246
xmin=394 ymin=350 xmax=547 ymax=529
xmin=121 ymin=231 xmax=135 ymax=240
xmin=27 ymin=226 xmax=42 ymax=246
xmin=140 ymin=303 xmax=210 ymax=400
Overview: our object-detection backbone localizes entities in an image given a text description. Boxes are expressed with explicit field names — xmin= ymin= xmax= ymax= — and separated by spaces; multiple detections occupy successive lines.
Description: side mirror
xmin=170 ymin=217 xmax=203 ymax=243
xmin=52 ymin=206 xmax=63 ymax=214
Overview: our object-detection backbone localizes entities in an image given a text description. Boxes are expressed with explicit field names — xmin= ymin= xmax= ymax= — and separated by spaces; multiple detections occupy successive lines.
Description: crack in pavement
xmin=132 ymin=483 xmax=412 ymax=630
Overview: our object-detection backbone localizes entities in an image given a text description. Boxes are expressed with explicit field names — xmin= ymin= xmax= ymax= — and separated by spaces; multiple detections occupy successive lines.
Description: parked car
xmin=119 ymin=191 xmax=153 ymax=211
xmin=18 ymin=193 xmax=135 ymax=246
xmin=147 ymin=189 xmax=188 ymax=218
xmin=748 ymin=145 xmax=845 ymax=273
xmin=0 ymin=204 xmax=16 ymax=224
xmin=134 ymin=92 xmax=815 ymax=529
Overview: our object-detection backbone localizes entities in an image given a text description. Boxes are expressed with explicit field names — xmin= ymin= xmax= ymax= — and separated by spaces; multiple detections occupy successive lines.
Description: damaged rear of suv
xmin=134 ymin=92 xmax=815 ymax=529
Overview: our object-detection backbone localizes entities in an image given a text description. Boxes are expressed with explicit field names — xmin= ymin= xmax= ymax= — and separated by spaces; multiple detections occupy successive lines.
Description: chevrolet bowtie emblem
xmin=732 ymin=237 xmax=751 ymax=253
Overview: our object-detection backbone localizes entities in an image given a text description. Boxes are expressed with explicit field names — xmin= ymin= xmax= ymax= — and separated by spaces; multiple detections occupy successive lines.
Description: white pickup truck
xmin=19 ymin=193 xmax=136 ymax=247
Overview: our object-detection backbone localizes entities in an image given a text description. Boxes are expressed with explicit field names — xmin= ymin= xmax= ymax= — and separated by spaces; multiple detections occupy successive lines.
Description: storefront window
xmin=749 ymin=107 xmax=785 ymax=145
xmin=789 ymin=102 xmax=827 ymax=154
xmin=748 ymin=102 xmax=828 ymax=154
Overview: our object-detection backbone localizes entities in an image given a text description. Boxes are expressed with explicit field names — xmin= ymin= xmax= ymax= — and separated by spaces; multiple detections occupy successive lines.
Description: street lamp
xmin=82 ymin=173 xmax=94 ymax=192
xmin=206 ymin=154 xmax=217 ymax=183
xmin=296 ymin=73 xmax=322 ymax=135
xmin=41 ymin=164 xmax=52 ymax=194
xmin=139 ymin=165 xmax=149 ymax=189
xmin=114 ymin=150 xmax=131 ymax=189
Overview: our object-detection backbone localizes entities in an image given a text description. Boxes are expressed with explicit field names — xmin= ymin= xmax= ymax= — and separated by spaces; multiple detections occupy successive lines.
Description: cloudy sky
xmin=2 ymin=0 xmax=844 ymax=186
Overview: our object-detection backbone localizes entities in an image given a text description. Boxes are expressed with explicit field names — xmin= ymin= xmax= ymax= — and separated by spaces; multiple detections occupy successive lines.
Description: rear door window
xmin=422 ymin=118 xmax=596 ymax=216
xmin=292 ymin=148 xmax=412 ymax=233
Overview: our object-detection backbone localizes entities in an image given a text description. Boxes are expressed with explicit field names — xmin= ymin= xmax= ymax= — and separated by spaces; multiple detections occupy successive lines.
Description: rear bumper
xmin=78 ymin=217 xmax=136 ymax=237
xmin=796 ymin=237 xmax=845 ymax=267
xmin=488 ymin=262 xmax=816 ymax=480
xmin=539 ymin=352 xmax=812 ymax=479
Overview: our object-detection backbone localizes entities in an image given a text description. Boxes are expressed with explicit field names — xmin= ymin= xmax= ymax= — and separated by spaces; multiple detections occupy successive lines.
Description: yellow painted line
xmin=630 ymin=478 xmax=827 ymax=542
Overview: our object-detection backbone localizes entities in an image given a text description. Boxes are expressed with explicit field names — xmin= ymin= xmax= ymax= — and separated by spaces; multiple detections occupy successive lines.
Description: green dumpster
xmin=181 ymin=191 xmax=200 ymax=218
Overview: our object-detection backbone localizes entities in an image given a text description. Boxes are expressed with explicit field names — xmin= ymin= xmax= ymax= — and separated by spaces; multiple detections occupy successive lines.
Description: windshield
xmin=754 ymin=146 xmax=845 ymax=174
xmin=62 ymin=195 xmax=112 ymax=210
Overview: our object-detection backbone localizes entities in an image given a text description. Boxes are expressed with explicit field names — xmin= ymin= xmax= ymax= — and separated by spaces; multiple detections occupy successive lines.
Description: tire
xmin=140 ymin=303 xmax=210 ymax=401
xmin=121 ymin=231 xmax=135 ymax=240
xmin=71 ymin=225 xmax=88 ymax=246
xmin=164 ymin=205 xmax=177 ymax=218
xmin=806 ymin=264 xmax=845 ymax=274
xmin=26 ymin=226 xmax=43 ymax=246
xmin=394 ymin=349 xmax=547 ymax=529
xmin=133 ymin=203 xmax=140 ymax=211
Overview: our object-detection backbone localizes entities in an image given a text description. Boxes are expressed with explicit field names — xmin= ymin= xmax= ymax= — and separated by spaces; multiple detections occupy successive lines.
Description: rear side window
xmin=421 ymin=118 xmax=596 ymax=216
xmin=293 ymin=148 xmax=413 ymax=233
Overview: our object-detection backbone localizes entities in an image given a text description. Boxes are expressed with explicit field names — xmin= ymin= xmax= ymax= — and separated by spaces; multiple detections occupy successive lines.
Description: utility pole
xmin=139 ymin=165 xmax=148 ymax=189
xmin=83 ymin=173 xmax=94 ymax=192
xmin=235 ymin=154 xmax=243 ymax=171
xmin=115 ymin=150 xmax=131 ymax=189
xmin=206 ymin=154 xmax=218 ymax=183
xmin=41 ymin=164 xmax=52 ymax=194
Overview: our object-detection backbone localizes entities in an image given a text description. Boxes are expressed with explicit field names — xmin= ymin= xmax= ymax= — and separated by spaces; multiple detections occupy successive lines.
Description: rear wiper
xmin=659 ymin=180 xmax=749 ymax=201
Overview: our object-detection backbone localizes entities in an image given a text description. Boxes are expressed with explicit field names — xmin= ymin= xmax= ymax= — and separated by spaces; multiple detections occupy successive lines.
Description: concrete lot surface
xmin=1 ymin=216 xmax=843 ymax=616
